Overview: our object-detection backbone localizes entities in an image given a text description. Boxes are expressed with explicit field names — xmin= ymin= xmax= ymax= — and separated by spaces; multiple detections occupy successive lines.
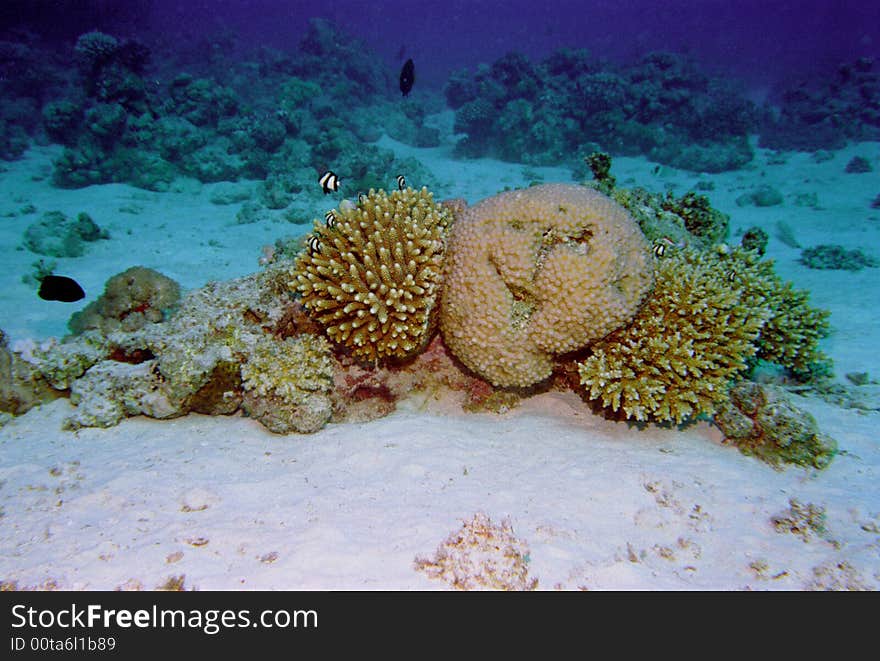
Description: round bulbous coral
xmin=440 ymin=183 xmax=653 ymax=387
xmin=292 ymin=187 xmax=452 ymax=363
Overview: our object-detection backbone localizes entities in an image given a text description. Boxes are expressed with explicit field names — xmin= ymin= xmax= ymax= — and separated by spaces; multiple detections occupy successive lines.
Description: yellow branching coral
xmin=292 ymin=187 xmax=452 ymax=363
xmin=578 ymin=248 xmax=770 ymax=423
xmin=440 ymin=183 xmax=653 ymax=388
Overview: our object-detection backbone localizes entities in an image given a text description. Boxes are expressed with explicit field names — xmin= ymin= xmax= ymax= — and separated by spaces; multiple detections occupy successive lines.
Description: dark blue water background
xmin=3 ymin=0 xmax=879 ymax=94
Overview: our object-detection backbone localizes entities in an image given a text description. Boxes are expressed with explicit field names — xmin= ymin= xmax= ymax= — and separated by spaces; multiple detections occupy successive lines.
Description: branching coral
xmin=441 ymin=183 xmax=653 ymax=388
xmin=731 ymin=250 xmax=831 ymax=379
xmin=577 ymin=244 xmax=833 ymax=423
xmin=577 ymin=248 xmax=769 ymax=423
xmin=292 ymin=186 xmax=452 ymax=364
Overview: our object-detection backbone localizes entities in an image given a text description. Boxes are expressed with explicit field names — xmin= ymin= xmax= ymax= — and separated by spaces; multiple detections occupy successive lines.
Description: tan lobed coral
xmin=440 ymin=183 xmax=653 ymax=388
xmin=292 ymin=186 xmax=452 ymax=363
xmin=577 ymin=247 xmax=770 ymax=423
xmin=68 ymin=266 xmax=181 ymax=335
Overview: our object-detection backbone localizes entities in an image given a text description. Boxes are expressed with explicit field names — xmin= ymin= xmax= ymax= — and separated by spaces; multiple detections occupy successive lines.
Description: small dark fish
xmin=396 ymin=174 xmax=406 ymax=190
xmin=325 ymin=210 xmax=337 ymax=228
xmin=38 ymin=275 xmax=85 ymax=302
xmin=319 ymin=170 xmax=339 ymax=194
xmin=652 ymin=165 xmax=662 ymax=176
xmin=652 ymin=242 xmax=666 ymax=258
xmin=726 ymin=269 xmax=737 ymax=283
xmin=358 ymin=192 xmax=367 ymax=205
xmin=308 ymin=235 xmax=322 ymax=255
xmin=399 ymin=58 xmax=415 ymax=96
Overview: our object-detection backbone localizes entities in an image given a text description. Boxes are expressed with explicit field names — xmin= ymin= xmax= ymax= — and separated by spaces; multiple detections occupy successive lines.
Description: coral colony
xmin=0 ymin=152 xmax=834 ymax=469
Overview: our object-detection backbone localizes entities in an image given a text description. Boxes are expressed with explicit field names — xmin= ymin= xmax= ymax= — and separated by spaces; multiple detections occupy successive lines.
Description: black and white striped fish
xmin=324 ymin=210 xmax=337 ymax=228
xmin=396 ymin=174 xmax=406 ymax=190
xmin=319 ymin=170 xmax=339 ymax=194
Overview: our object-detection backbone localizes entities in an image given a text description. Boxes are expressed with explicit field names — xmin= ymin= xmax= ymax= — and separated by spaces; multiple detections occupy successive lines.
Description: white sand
xmin=1 ymin=132 xmax=879 ymax=590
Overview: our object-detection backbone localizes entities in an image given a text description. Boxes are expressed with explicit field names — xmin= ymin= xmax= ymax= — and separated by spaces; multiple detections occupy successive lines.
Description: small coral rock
xmin=68 ymin=266 xmax=181 ymax=334
xmin=441 ymin=183 xmax=653 ymax=387
xmin=240 ymin=334 xmax=335 ymax=434
xmin=293 ymin=187 xmax=451 ymax=363
xmin=715 ymin=381 xmax=837 ymax=469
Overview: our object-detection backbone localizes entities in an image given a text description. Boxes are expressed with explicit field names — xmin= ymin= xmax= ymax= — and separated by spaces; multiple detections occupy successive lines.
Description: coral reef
xmin=714 ymin=381 xmax=838 ymax=469
xmin=577 ymin=248 xmax=769 ymax=423
xmin=760 ymin=57 xmax=880 ymax=151
xmin=23 ymin=211 xmax=109 ymax=258
xmin=1 ymin=265 xmax=340 ymax=435
xmin=441 ymin=183 xmax=653 ymax=387
xmin=293 ymin=187 xmax=452 ymax=364
xmin=68 ymin=266 xmax=182 ymax=334
xmin=414 ymin=513 xmax=538 ymax=591
xmin=749 ymin=254 xmax=832 ymax=379
xmin=447 ymin=49 xmax=757 ymax=171
xmin=38 ymin=21 xmax=438 ymax=192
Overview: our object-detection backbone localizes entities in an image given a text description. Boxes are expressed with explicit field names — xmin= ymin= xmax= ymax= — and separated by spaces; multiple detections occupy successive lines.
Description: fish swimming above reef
xmin=396 ymin=174 xmax=406 ymax=190
xmin=38 ymin=274 xmax=85 ymax=302
xmin=399 ymin=58 xmax=415 ymax=96
xmin=319 ymin=170 xmax=339 ymax=194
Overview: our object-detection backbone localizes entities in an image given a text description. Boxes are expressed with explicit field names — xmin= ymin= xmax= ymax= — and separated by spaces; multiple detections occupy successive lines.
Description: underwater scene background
xmin=0 ymin=1 xmax=879 ymax=590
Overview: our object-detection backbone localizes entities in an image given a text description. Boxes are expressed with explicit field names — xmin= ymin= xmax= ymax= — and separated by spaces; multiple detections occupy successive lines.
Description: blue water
xmin=4 ymin=1 xmax=880 ymax=89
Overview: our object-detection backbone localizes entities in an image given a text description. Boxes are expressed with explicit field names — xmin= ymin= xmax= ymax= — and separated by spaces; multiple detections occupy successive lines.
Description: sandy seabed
xmin=1 ymin=129 xmax=879 ymax=590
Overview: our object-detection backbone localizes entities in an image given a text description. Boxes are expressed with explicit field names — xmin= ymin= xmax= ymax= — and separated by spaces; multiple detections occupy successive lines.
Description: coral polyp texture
xmin=577 ymin=248 xmax=769 ymax=423
xmin=440 ymin=183 xmax=653 ymax=388
xmin=292 ymin=186 xmax=452 ymax=363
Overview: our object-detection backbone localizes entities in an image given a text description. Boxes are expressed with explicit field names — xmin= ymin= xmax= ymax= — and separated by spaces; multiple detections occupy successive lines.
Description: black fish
xmin=38 ymin=275 xmax=85 ymax=302
xmin=399 ymin=58 xmax=415 ymax=96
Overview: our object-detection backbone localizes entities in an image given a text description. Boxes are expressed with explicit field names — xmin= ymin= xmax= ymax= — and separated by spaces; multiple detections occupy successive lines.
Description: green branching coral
xmin=240 ymin=334 xmax=335 ymax=434
xmin=577 ymin=244 xmax=833 ymax=423
xmin=577 ymin=248 xmax=769 ymax=423
xmin=292 ymin=186 xmax=452 ymax=364
xmin=725 ymin=249 xmax=832 ymax=379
